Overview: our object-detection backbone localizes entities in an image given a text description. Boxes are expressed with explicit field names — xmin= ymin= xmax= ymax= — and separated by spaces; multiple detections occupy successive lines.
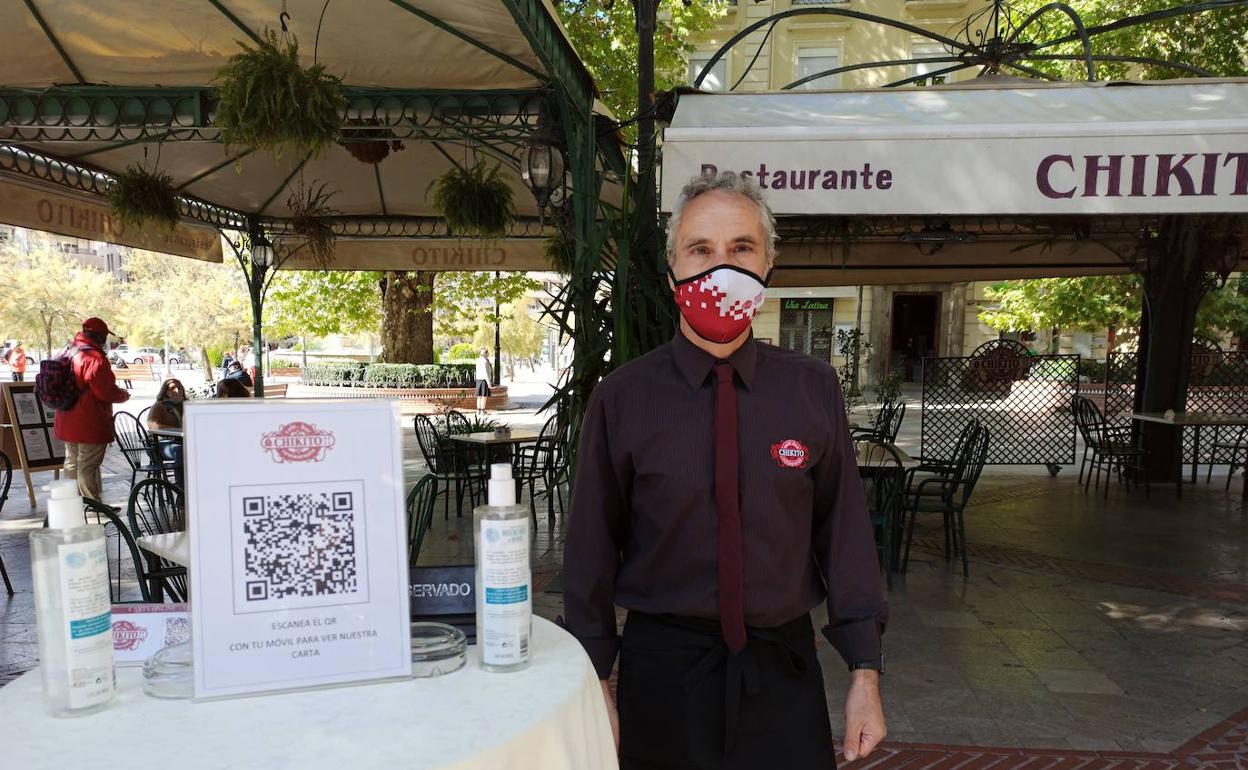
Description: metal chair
xmin=852 ymin=400 xmax=906 ymax=444
xmin=126 ymin=477 xmax=187 ymax=601
xmin=444 ymin=409 xmax=471 ymax=434
xmin=514 ymin=414 xmax=566 ymax=518
xmin=136 ymin=405 xmax=152 ymax=426
xmin=1073 ymin=396 xmax=1149 ymax=498
xmin=413 ymin=415 xmax=484 ymax=519
xmin=83 ymin=497 xmax=154 ymax=603
xmin=1205 ymin=425 xmax=1248 ymax=489
xmin=0 ymin=449 xmax=13 ymax=595
xmin=112 ymin=411 xmax=170 ymax=486
xmin=406 ymin=474 xmax=439 ymax=566
xmin=855 ymin=439 xmax=905 ymax=589
xmin=901 ymin=422 xmax=990 ymax=577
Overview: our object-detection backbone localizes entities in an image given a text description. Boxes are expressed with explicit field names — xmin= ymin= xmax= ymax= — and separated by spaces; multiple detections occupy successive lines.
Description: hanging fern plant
xmin=427 ymin=159 xmax=515 ymax=238
xmin=544 ymin=229 xmax=575 ymax=274
xmin=285 ymin=179 xmax=338 ymax=267
xmin=215 ymin=29 xmax=346 ymax=158
xmin=108 ymin=164 xmax=180 ymax=230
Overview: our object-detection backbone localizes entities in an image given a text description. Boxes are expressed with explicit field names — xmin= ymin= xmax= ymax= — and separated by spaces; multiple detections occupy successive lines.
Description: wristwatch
xmin=848 ymin=654 xmax=885 ymax=675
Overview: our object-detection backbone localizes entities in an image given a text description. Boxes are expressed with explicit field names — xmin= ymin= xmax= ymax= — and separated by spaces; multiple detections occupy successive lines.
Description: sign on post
xmin=185 ymin=399 xmax=411 ymax=700
xmin=2 ymin=382 xmax=67 ymax=506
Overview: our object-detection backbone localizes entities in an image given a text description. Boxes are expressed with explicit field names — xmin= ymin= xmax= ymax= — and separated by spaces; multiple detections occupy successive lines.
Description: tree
xmin=1010 ymin=1 xmax=1248 ymax=81
xmin=474 ymin=298 xmax=545 ymax=379
xmin=379 ymin=271 xmax=436 ymax=364
xmin=433 ymin=272 xmax=542 ymax=344
xmin=555 ymin=1 xmax=729 ymax=143
xmin=266 ymin=269 xmax=381 ymax=339
xmin=0 ymin=244 xmax=121 ymax=356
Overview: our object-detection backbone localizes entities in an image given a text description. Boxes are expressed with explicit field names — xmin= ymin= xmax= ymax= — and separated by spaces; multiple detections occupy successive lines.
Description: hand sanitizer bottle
xmin=30 ymin=480 xmax=116 ymax=716
xmin=474 ymin=463 xmax=532 ymax=672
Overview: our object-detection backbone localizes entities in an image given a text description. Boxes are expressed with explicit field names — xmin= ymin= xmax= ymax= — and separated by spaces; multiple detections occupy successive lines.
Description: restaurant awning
xmin=661 ymin=79 xmax=1248 ymax=217
xmin=660 ymin=79 xmax=1248 ymax=286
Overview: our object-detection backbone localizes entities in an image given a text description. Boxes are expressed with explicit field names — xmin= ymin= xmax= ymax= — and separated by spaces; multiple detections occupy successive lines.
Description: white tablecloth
xmin=2 ymin=616 xmax=617 ymax=770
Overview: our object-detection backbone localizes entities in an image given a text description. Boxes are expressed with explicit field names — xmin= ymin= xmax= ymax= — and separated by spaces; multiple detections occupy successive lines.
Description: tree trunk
xmin=380 ymin=271 xmax=435 ymax=364
xmin=1138 ymin=216 xmax=1217 ymax=481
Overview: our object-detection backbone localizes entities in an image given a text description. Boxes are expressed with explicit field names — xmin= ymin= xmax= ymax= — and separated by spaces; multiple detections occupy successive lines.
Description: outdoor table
xmin=137 ymin=531 xmax=189 ymax=567
xmin=1132 ymin=412 xmax=1248 ymax=499
xmin=449 ymin=429 xmax=542 ymax=447
xmin=1 ymin=616 xmax=618 ymax=770
xmin=148 ymin=426 xmax=184 ymax=439
xmin=855 ymin=443 xmax=921 ymax=470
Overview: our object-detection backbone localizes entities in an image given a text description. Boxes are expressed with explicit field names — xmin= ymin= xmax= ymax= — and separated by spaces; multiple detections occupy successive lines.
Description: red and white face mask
xmin=670 ymin=264 xmax=771 ymax=344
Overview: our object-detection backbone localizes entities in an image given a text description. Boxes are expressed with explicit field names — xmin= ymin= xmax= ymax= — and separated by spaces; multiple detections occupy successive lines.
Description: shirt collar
xmin=671 ymin=330 xmax=758 ymax=391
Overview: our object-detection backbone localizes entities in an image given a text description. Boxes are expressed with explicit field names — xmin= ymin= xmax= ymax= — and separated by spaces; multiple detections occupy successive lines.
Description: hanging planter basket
xmin=284 ymin=180 xmax=339 ymax=267
xmin=340 ymin=120 xmax=405 ymax=165
xmin=427 ymin=159 xmax=515 ymax=239
xmin=107 ymin=164 xmax=180 ymax=231
xmin=215 ymin=29 xmax=346 ymax=159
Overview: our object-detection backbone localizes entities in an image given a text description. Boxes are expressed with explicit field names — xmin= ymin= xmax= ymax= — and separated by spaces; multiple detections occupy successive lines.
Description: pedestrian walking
xmin=51 ymin=318 xmax=130 ymax=502
xmin=475 ymin=348 xmax=493 ymax=416
xmin=564 ymin=171 xmax=887 ymax=769
xmin=4 ymin=340 xmax=27 ymax=382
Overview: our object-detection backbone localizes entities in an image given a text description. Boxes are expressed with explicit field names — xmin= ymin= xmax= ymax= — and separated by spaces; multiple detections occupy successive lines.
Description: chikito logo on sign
xmin=112 ymin=620 xmax=148 ymax=651
xmin=261 ymin=422 xmax=336 ymax=463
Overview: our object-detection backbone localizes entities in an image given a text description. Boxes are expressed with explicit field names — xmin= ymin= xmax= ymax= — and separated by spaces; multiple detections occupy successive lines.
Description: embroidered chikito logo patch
xmin=770 ymin=439 xmax=810 ymax=469
xmin=261 ymin=421 xmax=336 ymax=463
xmin=112 ymin=620 xmax=148 ymax=651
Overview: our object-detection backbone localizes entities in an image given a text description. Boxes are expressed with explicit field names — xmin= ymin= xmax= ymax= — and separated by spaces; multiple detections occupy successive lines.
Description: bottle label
xmin=58 ymin=540 xmax=115 ymax=709
xmin=479 ymin=518 xmax=531 ymax=666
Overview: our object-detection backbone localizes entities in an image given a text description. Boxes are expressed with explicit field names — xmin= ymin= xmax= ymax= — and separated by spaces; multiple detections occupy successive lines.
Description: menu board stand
xmin=1 ymin=382 xmax=65 ymax=506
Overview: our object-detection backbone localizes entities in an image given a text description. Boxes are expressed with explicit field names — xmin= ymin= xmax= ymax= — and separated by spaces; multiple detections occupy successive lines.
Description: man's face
xmin=669 ymin=190 xmax=771 ymax=285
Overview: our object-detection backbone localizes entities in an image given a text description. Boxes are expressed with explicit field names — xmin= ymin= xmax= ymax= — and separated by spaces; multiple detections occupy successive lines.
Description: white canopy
xmin=661 ymin=79 xmax=1248 ymax=216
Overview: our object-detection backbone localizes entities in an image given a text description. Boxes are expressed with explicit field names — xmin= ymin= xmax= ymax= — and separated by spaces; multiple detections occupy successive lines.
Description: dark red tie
xmin=714 ymin=361 xmax=747 ymax=654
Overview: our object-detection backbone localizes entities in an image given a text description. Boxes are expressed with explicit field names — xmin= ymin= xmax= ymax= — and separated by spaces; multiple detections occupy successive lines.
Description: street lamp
xmin=251 ymin=236 xmax=274 ymax=269
xmin=521 ymin=122 xmax=565 ymax=214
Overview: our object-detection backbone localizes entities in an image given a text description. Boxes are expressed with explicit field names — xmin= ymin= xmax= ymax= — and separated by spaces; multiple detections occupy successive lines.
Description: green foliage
xmin=433 ymin=271 xmax=541 ymax=342
xmin=448 ymin=343 xmax=477 ymax=360
xmin=214 ymin=29 xmax=346 ymax=158
xmin=427 ymin=159 xmax=515 ymax=238
xmin=835 ymin=327 xmax=871 ymax=403
xmin=266 ymin=270 xmax=380 ymax=340
xmin=120 ymin=249 xmax=251 ymax=357
xmin=0 ymin=240 xmax=122 ymax=356
xmin=876 ymin=372 xmax=904 ymax=405
xmin=302 ymin=362 xmax=475 ymax=389
xmin=555 ymin=1 xmax=729 ymax=143
xmin=284 ymin=180 xmax=338 ymax=266
xmin=474 ymin=299 xmax=544 ymax=363
xmin=107 ymin=164 xmax=180 ymax=231
xmin=1009 ymin=1 xmax=1248 ymax=81
xmin=981 ymin=276 xmax=1142 ymax=334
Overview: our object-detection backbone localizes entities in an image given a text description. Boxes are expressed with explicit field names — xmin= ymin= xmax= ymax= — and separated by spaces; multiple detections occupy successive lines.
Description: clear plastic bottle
xmin=473 ymin=463 xmax=532 ymax=672
xmin=30 ymin=480 xmax=116 ymax=717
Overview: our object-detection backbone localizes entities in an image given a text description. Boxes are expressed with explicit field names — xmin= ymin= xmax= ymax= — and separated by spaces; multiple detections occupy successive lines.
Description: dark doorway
xmin=891 ymin=293 xmax=940 ymax=382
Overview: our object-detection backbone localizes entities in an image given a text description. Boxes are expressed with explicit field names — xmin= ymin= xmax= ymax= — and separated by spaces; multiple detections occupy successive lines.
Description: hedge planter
xmin=296 ymin=384 xmax=508 ymax=413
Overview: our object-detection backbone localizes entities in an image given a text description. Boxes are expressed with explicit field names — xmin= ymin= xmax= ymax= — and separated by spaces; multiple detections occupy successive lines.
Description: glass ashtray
xmin=410 ymin=622 xmax=467 ymax=678
xmin=143 ymin=640 xmax=194 ymax=699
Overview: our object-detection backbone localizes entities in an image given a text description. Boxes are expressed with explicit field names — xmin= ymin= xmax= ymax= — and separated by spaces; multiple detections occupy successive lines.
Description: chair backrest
xmin=112 ymin=411 xmax=146 ymax=471
xmin=1072 ymin=395 xmax=1109 ymax=448
xmin=127 ymin=477 xmax=185 ymax=537
xmin=0 ymin=448 xmax=11 ymax=514
xmin=136 ymin=405 xmax=152 ymax=426
xmin=951 ymin=424 xmax=990 ymax=508
xmin=855 ymin=439 xmax=905 ymax=521
xmin=413 ymin=415 xmax=446 ymax=471
xmin=405 ymin=474 xmax=438 ymax=566
xmin=445 ymin=410 xmax=470 ymax=434
xmin=882 ymin=402 xmax=906 ymax=443
xmin=84 ymin=497 xmax=153 ymax=603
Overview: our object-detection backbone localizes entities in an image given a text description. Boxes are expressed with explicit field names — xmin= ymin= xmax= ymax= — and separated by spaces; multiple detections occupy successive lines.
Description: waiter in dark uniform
xmin=564 ymin=171 xmax=887 ymax=769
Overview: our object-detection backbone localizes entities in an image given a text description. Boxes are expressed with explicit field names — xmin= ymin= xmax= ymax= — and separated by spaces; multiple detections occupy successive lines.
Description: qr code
xmin=230 ymin=481 xmax=368 ymax=614
xmin=164 ymin=617 xmax=190 ymax=646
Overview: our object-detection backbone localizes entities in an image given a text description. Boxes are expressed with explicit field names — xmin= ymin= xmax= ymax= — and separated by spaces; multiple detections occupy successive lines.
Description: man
xmin=53 ymin=318 xmax=130 ymax=502
xmin=225 ymin=360 xmax=253 ymax=387
xmin=4 ymin=340 xmax=26 ymax=382
xmin=474 ymin=348 xmax=494 ymax=416
xmin=564 ymin=171 xmax=887 ymax=769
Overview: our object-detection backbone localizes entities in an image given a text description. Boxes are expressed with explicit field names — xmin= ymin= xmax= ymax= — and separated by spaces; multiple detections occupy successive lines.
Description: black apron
xmin=617 ymin=611 xmax=835 ymax=770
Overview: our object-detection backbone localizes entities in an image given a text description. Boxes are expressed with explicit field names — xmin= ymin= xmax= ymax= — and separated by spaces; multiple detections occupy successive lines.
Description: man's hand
xmin=600 ymin=679 xmax=619 ymax=753
xmin=842 ymin=669 xmax=885 ymax=762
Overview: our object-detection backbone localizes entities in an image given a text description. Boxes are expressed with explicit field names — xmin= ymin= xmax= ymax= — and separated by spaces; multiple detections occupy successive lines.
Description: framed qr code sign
xmin=185 ymin=399 xmax=410 ymax=700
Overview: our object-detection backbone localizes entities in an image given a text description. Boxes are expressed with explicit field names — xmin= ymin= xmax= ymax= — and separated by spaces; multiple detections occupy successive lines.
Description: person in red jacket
xmin=4 ymin=341 xmax=27 ymax=382
xmin=53 ymin=318 xmax=130 ymax=502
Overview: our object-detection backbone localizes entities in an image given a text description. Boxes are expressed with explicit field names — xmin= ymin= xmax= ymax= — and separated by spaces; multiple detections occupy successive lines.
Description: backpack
xmin=35 ymin=346 xmax=85 ymax=411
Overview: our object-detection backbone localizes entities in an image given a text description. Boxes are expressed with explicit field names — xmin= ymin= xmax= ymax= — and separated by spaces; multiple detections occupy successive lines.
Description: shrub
xmin=307 ymin=363 xmax=476 ymax=389
xmin=301 ymin=361 xmax=364 ymax=386
xmin=448 ymin=343 xmax=476 ymax=361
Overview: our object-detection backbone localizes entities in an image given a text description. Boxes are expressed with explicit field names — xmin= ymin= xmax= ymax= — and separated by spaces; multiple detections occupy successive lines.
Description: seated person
xmin=225 ymin=360 xmax=253 ymax=387
xmin=215 ymin=378 xmax=250 ymax=398
xmin=147 ymin=378 xmax=186 ymax=430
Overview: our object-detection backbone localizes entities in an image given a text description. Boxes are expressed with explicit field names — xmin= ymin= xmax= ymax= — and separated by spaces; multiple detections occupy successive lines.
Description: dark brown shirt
xmin=564 ymin=332 xmax=887 ymax=679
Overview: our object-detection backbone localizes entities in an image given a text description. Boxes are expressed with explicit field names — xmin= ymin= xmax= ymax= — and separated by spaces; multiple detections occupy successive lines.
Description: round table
xmin=2 ymin=616 xmax=618 ymax=770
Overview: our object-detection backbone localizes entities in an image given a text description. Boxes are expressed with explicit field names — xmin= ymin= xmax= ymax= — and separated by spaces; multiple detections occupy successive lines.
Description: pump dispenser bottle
xmin=473 ymin=463 xmax=532 ymax=672
xmin=30 ymin=480 xmax=115 ymax=716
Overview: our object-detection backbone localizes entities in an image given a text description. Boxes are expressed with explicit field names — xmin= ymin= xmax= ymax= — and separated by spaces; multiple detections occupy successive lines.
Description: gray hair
xmin=665 ymin=170 xmax=779 ymax=264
